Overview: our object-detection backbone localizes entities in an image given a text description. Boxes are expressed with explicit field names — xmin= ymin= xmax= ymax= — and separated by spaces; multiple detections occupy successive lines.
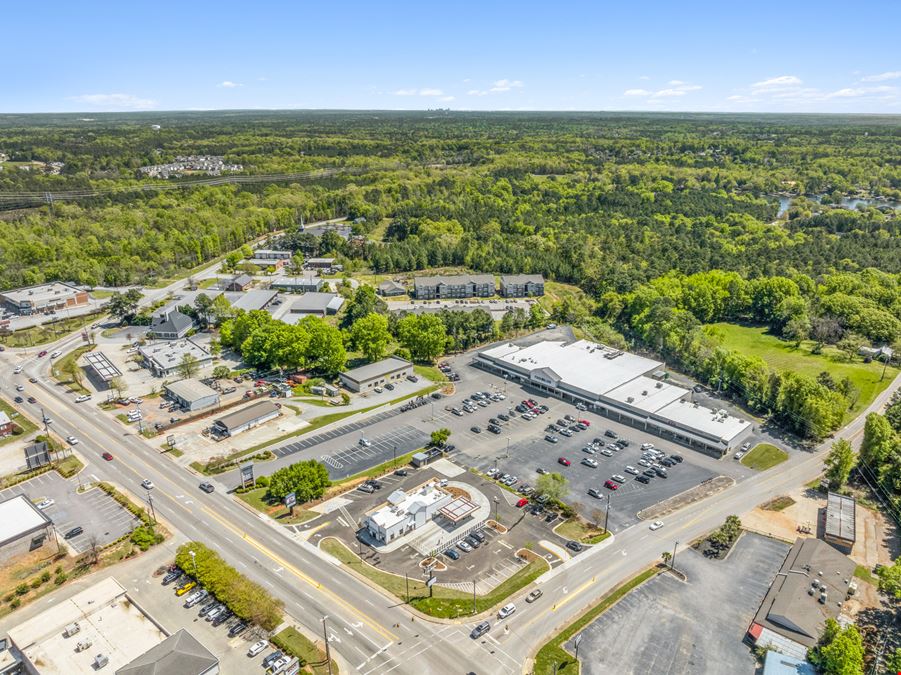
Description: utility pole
xmin=189 ymin=549 xmax=197 ymax=576
xmin=493 ymin=496 xmax=499 ymax=523
xmin=392 ymin=444 xmax=397 ymax=469
xmin=147 ymin=494 xmax=157 ymax=524
xmin=472 ymin=580 xmax=477 ymax=615
xmin=322 ymin=616 xmax=333 ymax=675
xmin=405 ymin=573 xmax=410 ymax=603
xmin=671 ymin=541 xmax=679 ymax=571
xmin=603 ymin=494 xmax=611 ymax=534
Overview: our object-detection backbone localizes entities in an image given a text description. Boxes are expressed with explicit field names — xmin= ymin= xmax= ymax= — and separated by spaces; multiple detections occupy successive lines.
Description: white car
xmin=649 ymin=520 xmax=664 ymax=531
xmin=36 ymin=498 xmax=55 ymax=510
xmin=641 ymin=443 xmax=655 ymax=451
xmin=141 ymin=479 xmax=154 ymax=490
xmin=611 ymin=474 xmax=626 ymax=483
xmin=15 ymin=384 xmax=24 ymax=392
xmin=50 ymin=351 xmax=62 ymax=358
xmin=581 ymin=458 xmax=598 ymax=468
xmin=625 ymin=465 xmax=639 ymax=475
xmin=13 ymin=365 xmax=22 ymax=374
xmin=247 ymin=640 xmax=268 ymax=657
xmin=734 ymin=451 xmax=745 ymax=460
xmin=130 ymin=397 xmax=143 ymax=404
xmin=359 ymin=438 xmax=371 ymax=447
xmin=497 ymin=603 xmax=517 ymax=619
xmin=66 ymin=436 xmax=79 ymax=445
xmin=75 ymin=394 xmax=91 ymax=403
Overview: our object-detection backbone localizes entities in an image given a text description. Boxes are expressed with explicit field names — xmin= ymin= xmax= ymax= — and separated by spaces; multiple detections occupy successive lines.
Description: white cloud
xmin=467 ymin=89 xmax=486 ymax=96
xmin=625 ymin=82 xmax=701 ymax=99
xmin=623 ymin=88 xmax=652 ymax=96
xmin=752 ymin=75 xmax=802 ymax=90
xmin=438 ymin=95 xmax=455 ymax=102
xmin=394 ymin=88 xmax=446 ymax=97
xmin=668 ymin=80 xmax=685 ymax=86
xmin=861 ymin=71 xmax=901 ymax=82
xmin=825 ymin=85 xmax=895 ymax=98
xmin=69 ymin=93 xmax=157 ymax=110
xmin=651 ymin=88 xmax=687 ymax=98
xmin=218 ymin=80 xmax=242 ymax=88
xmin=489 ymin=79 xmax=524 ymax=92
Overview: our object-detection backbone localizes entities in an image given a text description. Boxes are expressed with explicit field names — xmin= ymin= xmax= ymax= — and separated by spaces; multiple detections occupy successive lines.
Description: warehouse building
xmin=339 ymin=356 xmax=413 ymax=393
xmin=305 ymin=257 xmax=336 ymax=270
xmin=748 ymin=538 xmax=856 ymax=660
xmin=269 ymin=275 xmax=324 ymax=294
xmin=211 ymin=400 xmax=280 ymax=438
xmin=252 ymin=249 xmax=291 ymax=260
xmin=164 ymin=379 xmax=221 ymax=412
xmin=286 ymin=292 xmax=344 ymax=318
xmin=499 ymin=274 xmax=545 ymax=297
xmin=476 ymin=339 xmax=751 ymax=455
xmin=0 ymin=281 xmax=89 ymax=315
xmin=0 ymin=495 xmax=54 ymax=564
xmin=823 ymin=492 xmax=856 ymax=553
xmin=139 ymin=340 xmax=212 ymax=378
xmin=230 ymin=289 xmax=279 ymax=313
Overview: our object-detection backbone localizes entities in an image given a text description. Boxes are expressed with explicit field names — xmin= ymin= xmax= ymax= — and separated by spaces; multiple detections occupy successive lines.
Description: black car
xmin=604 ymin=429 xmax=618 ymax=439
xmin=199 ymin=482 xmax=215 ymax=493
xmin=384 ymin=383 xmax=395 ymax=391
xmin=670 ymin=454 xmax=684 ymax=463
xmin=498 ymin=413 xmax=510 ymax=422
xmin=64 ymin=526 xmax=84 ymax=539
xmin=394 ymin=469 xmax=409 ymax=476
xmin=27 ymin=396 xmax=36 ymax=404
xmin=616 ymin=439 xmax=630 ymax=448
xmin=544 ymin=512 xmax=557 ymax=523
xmin=635 ymin=475 xmax=651 ymax=484
xmin=515 ymin=404 xmax=527 ymax=413
xmin=470 ymin=621 xmax=491 ymax=639
xmin=466 ymin=536 xmax=481 ymax=548
xmin=212 ymin=610 xmax=233 ymax=627
xmin=162 ymin=570 xmax=182 ymax=585
xmin=228 ymin=621 xmax=248 ymax=637
xmin=660 ymin=458 xmax=675 ymax=467
xmin=471 ymin=426 xmax=482 ymax=434
xmin=445 ymin=548 xmax=461 ymax=560
xmin=262 ymin=652 xmax=284 ymax=669
xmin=546 ymin=424 xmax=559 ymax=432
xmin=487 ymin=424 xmax=502 ymax=434
xmin=431 ymin=392 xmax=443 ymax=400
xmin=653 ymin=467 xmax=668 ymax=478
xmin=471 ymin=531 xmax=486 ymax=543
xmin=366 ymin=479 xmax=383 ymax=490
xmin=14 ymin=396 xmax=23 ymax=403
xmin=566 ymin=540 xmax=584 ymax=552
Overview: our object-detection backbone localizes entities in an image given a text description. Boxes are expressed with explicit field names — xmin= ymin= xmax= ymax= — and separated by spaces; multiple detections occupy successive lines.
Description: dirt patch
xmin=487 ymin=519 xmax=507 ymax=534
xmin=761 ymin=496 xmax=796 ymax=512
xmin=638 ymin=476 xmax=734 ymax=520
xmin=445 ymin=486 xmax=470 ymax=500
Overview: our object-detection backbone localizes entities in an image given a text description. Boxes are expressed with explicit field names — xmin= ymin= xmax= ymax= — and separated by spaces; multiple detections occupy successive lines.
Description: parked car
xmin=65 ymin=526 xmax=84 ymax=538
xmin=358 ymin=483 xmax=375 ymax=494
xmin=384 ymin=383 xmax=395 ymax=391
xmin=471 ymin=426 xmax=482 ymax=434
xmin=175 ymin=581 xmax=196 ymax=596
xmin=487 ymin=424 xmax=501 ymax=434
xmin=457 ymin=541 xmax=473 ymax=553
xmin=581 ymin=458 xmax=598 ymax=468
xmin=566 ymin=540 xmax=584 ymax=552
xmin=545 ymin=434 xmax=559 ymax=443
xmin=406 ymin=374 xmax=418 ymax=383
xmin=445 ymin=548 xmax=461 ymax=561
xmin=670 ymin=454 xmax=684 ymax=463
xmin=228 ymin=621 xmax=249 ymax=637
xmin=588 ymin=488 xmax=602 ymax=498
xmin=466 ymin=536 xmax=481 ymax=549
xmin=262 ymin=651 xmax=284 ymax=668
xmin=359 ymin=438 xmax=372 ymax=447
xmin=394 ymin=469 xmax=408 ymax=477
xmin=248 ymin=641 xmax=268 ymax=657
xmin=516 ymin=498 xmax=529 ymax=508
xmin=625 ymin=465 xmax=639 ymax=475
xmin=37 ymin=498 xmax=55 ymax=510
xmin=635 ymin=475 xmax=651 ymax=484
xmin=603 ymin=480 xmax=618 ymax=490
xmin=526 ymin=589 xmax=543 ymax=603
xmin=559 ymin=428 xmax=573 ymax=437
xmin=558 ymin=457 xmax=571 ymax=466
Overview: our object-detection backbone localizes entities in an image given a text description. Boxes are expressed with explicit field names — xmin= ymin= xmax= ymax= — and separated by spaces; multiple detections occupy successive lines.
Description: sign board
xmin=426 ymin=576 xmax=437 ymax=587
xmin=574 ymin=634 xmax=583 ymax=649
xmin=166 ymin=435 xmax=176 ymax=447
xmin=284 ymin=658 xmax=301 ymax=675
xmin=283 ymin=492 xmax=296 ymax=509
xmin=239 ymin=462 xmax=255 ymax=488
xmin=25 ymin=443 xmax=52 ymax=470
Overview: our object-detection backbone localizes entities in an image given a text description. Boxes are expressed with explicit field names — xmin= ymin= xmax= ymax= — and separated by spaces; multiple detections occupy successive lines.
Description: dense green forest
xmin=1 ymin=111 xmax=900 ymax=290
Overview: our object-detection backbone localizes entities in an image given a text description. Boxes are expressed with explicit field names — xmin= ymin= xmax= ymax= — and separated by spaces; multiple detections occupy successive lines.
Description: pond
xmin=776 ymin=194 xmax=901 ymax=217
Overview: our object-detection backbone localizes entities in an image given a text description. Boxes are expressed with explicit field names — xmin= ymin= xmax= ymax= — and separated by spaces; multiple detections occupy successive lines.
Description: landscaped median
xmin=532 ymin=566 xmax=662 ymax=675
xmin=554 ymin=518 xmax=612 ymax=545
xmin=321 ymin=538 xmax=549 ymax=619
xmin=271 ymin=626 xmax=339 ymax=675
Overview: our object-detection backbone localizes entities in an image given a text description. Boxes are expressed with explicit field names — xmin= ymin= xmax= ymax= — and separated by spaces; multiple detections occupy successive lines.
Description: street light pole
xmin=493 ymin=496 xmax=499 ymax=522
xmin=671 ymin=541 xmax=679 ymax=570
xmin=322 ymin=616 xmax=333 ymax=675
xmin=472 ymin=580 xmax=476 ymax=615
xmin=392 ymin=444 xmax=397 ymax=469
xmin=147 ymin=494 xmax=157 ymax=524
xmin=189 ymin=549 xmax=197 ymax=576
xmin=603 ymin=494 xmax=610 ymax=534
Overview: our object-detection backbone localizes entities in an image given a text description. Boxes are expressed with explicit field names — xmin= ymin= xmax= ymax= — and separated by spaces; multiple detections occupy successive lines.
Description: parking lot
xmin=315 ymin=462 xmax=572 ymax=586
xmin=568 ymin=533 xmax=791 ymax=675
xmin=0 ymin=471 xmax=141 ymax=553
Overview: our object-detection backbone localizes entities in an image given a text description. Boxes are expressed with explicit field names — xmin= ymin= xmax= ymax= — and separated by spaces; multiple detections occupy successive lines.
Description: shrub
xmin=130 ymin=525 xmax=159 ymax=551
xmin=15 ymin=584 xmax=29 ymax=596
xmin=10 ymin=598 xmax=20 ymax=609
xmin=175 ymin=542 xmax=284 ymax=631
xmin=54 ymin=573 xmax=68 ymax=585
xmin=30 ymin=578 xmax=42 ymax=589
xmin=3 ymin=593 xmax=14 ymax=602
xmin=54 ymin=565 xmax=63 ymax=574
xmin=256 ymin=475 xmax=270 ymax=488
xmin=40 ymin=571 xmax=51 ymax=583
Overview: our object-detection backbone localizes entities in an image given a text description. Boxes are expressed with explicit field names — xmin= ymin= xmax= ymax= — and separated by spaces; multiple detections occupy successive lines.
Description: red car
xmin=102 ymin=452 xmax=114 ymax=461
xmin=578 ymin=419 xmax=591 ymax=427
xmin=516 ymin=498 xmax=529 ymax=508
xmin=37 ymin=350 xmax=48 ymax=357
xmin=604 ymin=479 xmax=619 ymax=490
xmin=558 ymin=457 xmax=571 ymax=467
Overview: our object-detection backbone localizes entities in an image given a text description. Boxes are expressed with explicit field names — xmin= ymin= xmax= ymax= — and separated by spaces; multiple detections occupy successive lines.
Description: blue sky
xmin=2 ymin=0 xmax=899 ymax=113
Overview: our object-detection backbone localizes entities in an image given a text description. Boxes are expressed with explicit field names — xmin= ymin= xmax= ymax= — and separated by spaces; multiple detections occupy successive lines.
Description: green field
xmin=271 ymin=627 xmax=337 ymax=675
xmin=710 ymin=322 xmax=898 ymax=419
xmin=740 ymin=443 xmax=789 ymax=471
xmin=0 ymin=312 xmax=103 ymax=348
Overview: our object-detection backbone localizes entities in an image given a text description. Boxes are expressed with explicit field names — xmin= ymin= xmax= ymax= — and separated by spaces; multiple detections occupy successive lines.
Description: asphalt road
xmin=2 ymin=325 xmax=898 ymax=675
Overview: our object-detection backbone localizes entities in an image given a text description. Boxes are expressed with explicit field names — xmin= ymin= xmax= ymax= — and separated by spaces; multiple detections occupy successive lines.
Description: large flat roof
xmin=84 ymin=351 xmax=122 ymax=382
xmin=0 ymin=494 xmax=51 ymax=546
xmin=481 ymin=340 xmax=662 ymax=396
xmin=164 ymin=378 xmax=219 ymax=403
xmin=10 ymin=578 xmax=166 ymax=675
xmin=213 ymin=400 xmax=279 ymax=430
xmin=341 ymin=356 xmax=411 ymax=384
xmin=0 ymin=281 xmax=82 ymax=304
xmin=139 ymin=340 xmax=211 ymax=371
xmin=289 ymin=292 xmax=341 ymax=313
xmin=825 ymin=492 xmax=856 ymax=543
xmin=230 ymin=289 xmax=278 ymax=312
xmin=656 ymin=398 xmax=751 ymax=444
xmin=605 ymin=376 xmax=688 ymax=413
xmin=368 ymin=483 xmax=449 ymax=529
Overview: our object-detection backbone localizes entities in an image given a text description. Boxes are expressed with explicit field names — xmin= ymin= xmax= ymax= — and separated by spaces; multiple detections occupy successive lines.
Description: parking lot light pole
xmin=189 ymin=549 xmax=197 ymax=576
xmin=392 ymin=444 xmax=397 ymax=469
xmin=472 ymin=580 xmax=476 ymax=615
xmin=671 ymin=541 xmax=678 ymax=571
xmin=603 ymin=495 xmax=610 ymax=534
xmin=147 ymin=494 xmax=157 ymax=524
xmin=322 ymin=616 xmax=333 ymax=675
xmin=493 ymin=496 xmax=499 ymax=522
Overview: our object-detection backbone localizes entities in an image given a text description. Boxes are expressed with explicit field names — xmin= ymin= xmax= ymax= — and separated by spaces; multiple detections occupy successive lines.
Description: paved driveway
xmin=568 ymin=533 xmax=790 ymax=675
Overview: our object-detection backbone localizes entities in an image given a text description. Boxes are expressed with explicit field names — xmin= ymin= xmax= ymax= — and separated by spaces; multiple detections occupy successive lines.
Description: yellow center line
xmin=551 ymin=576 xmax=596 ymax=612
xmin=201 ymin=505 xmax=398 ymax=642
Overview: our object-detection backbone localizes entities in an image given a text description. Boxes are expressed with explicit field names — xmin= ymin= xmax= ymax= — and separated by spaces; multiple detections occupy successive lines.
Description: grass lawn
xmin=272 ymin=626 xmax=337 ymax=675
xmin=327 ymin=449 xmax=423 ymax=493
xmin=761 ymin=496 xmax=796 ymax=511
xmin=237 ymin=487 xmax=318 ymax=525
xmin=709 ymin=322 xmax=899 ymax=420
xmin=555 ymin=519 xmax=612 ymax=544
xmin=538 ymin=280 xmax=597 ymax=314
xmin=50 ymin=345 xmax=95 ymax=395
xmin=854 ymin=564 xmax=879 ymax=586
xmin=321 ymin=538 xmax=548 ymax=618
xmin=0 ymin=397 xmax=37 ymax=446
xmin=413 ymin=364 xmax=447 ymax=383
xmin=0 ymin=312 xmax=104 ymax=348
xmin=197 ymin=278 xmax=220 ymax=289
xmin=54 ymin=455 xmax=84 ymax=478
xmin=533 ymin=567 xmax=661 ymax=675
xmin=741 ymin=443 xmax=789 ymax=471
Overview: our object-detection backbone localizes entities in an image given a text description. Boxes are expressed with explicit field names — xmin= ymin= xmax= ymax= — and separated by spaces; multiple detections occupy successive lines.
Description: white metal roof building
xmin=365 ymin=482 xmax=452 ymax=544
xmin=164 ymin=379 xmax=221 ymax=412
xmin=339 ymin=356 xmax=413 ymax=392
xmin=0 ymin=494 xmax=54 ymax=563
xmin=476 ymin=339 xmax=751 ymax=455
xmin=139 ymin=340 xmax=212 ymax=378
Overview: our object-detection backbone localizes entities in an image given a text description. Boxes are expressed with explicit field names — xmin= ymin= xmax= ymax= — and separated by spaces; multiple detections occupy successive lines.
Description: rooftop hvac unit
xmin=655 ymin=382 xmax=663 ymax=388
xmin=627 ymin=397 xmax=635 ymax=403
xmin=93 ymin=653 xmax=109 ymax=669
xmin=641 ymin=390 xmax=648 ymax=396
